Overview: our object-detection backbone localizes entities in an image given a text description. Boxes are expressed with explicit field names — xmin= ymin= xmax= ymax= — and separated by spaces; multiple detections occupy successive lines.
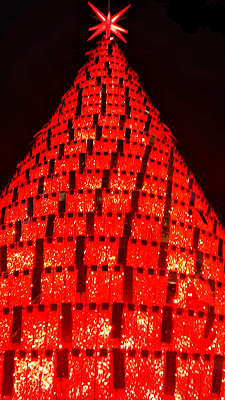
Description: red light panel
xmin=0 ymin=37 xmax=224 ymax=398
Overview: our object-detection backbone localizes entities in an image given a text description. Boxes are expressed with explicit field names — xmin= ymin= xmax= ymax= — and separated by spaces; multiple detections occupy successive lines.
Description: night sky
xmin=1 ymin=0 xmax=225 ymax=223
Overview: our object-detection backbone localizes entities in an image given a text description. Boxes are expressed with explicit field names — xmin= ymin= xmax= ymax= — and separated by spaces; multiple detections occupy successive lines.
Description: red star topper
xmin=88 ymin=2 xmax=131 ymax=43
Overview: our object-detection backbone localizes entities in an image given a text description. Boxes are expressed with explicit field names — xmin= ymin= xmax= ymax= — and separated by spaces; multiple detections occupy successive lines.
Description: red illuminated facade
xmin=0 ymin=31 xmax=224 ymax=399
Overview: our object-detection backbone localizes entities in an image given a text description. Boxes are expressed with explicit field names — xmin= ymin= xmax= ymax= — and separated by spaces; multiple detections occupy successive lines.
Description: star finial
xmin=88 ymin=2 xmax=131 ymax=43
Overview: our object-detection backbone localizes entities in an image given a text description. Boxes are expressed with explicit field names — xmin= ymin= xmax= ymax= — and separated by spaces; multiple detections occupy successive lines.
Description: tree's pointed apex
xmin=88 ymin=2 xmax=131 ymax=42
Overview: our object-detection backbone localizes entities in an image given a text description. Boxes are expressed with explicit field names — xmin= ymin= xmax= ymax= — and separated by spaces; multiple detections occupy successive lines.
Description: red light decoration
xmin=88 ymin=2 xmax=131 ymax=42
xmin=0 ymin=31 xmax=224 ymax=400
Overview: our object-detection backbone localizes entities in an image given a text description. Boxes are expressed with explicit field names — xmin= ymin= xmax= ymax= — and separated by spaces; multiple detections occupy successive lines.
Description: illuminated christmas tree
xmin=0 ymin=2 xmax=224 ymax=399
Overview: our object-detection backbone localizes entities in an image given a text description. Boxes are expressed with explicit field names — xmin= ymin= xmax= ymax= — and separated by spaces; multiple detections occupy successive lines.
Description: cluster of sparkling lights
xmin=0 ymin=33 xmax=224 ymax=399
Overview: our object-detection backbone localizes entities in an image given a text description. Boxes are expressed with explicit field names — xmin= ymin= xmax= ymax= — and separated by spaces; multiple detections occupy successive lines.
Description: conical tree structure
xmin=0 ymin=37 xmax=224 ymax=399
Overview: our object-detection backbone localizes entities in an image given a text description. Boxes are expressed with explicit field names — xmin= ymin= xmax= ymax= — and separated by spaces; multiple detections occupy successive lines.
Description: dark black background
xmin=0 ymin=0 xmax=224 ymax=222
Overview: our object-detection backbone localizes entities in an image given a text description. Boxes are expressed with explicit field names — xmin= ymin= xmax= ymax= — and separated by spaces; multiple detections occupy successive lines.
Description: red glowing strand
xmin=110 ymin=26 xmax=127 ymax=43
xmin=89 ymin=22 xmax=104 ymax=32
xmin=111 ymin=22 xmax=128 ymax=34
xmin=88 ymin=2 xmax=106 ymax=22
xmin=88 ymin=2 xmax=131 ymax=42
xmin=111 ymin=4 xmax=131 ymax=23
xmin=88 ymin=25 xmax=106 ymax=42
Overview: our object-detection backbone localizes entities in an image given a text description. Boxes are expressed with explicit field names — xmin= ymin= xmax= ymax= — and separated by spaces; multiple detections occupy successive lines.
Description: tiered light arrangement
xmin=0 ymin=3 xmax=224 ymax=399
